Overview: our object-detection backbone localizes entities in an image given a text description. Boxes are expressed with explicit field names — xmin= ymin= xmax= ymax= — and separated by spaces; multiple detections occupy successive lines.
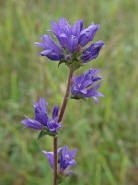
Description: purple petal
xmin=79 ymin=22 xmax=100 ymax=47
xmin=42 ymin=151 xmax=54 ymax=169
xmin=93 ymin=96 xmax=99 ymax=104
xmin=34 ymin=42 xmax=45 ymax=49
xmin=82 ymin=80 xmax=93 ymax=88
xmin=57 ymin=148 xmax=62 ymax=155
xmin=62 ymin=145 xmax=69 ymax=156
xmin=42 ymin=148 xmax=61 ymax=169
xmin=86 ymin=83 xmax=101 ymax=97
xmin=69 ymin=159 xmax=77 ymax=166
xmin=80 ymin=89 xmax=87 ymax=94
xmin=34 ymin=97 xmax=49 ymax=126
xmin=52 ymin=106 xmax=59 ymax=119
xmin=67 ymin=36 xmax=78 ymax=53
xmin=95 ymin=92 xmax=104 ymax=97
xmin=72 ymin=20 xmax=84 ymax=36
xmin=70 ymin=149 xmax=77 ymax=159
xmin=21 ymin=116 xmax=43 ymax=130
xmin=35 ymin=33 xmax=63 ymax=61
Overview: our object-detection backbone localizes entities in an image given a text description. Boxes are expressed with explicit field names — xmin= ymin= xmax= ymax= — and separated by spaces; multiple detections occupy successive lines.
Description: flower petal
xmin=72 ymin=20 xmax=84 ymax=36
xmin=42 ymin=151 xmax=54 ymax=169
xmin=52 ymin=106 xmax=59 ymax=119
xmin=21 ymin=116 xmax=43 ymax=130
xmin=70 ymin=149 xmax=77 ymax=159
xmin=34 ymin=97 xmax=49 ymax=126
xmin=79 ymin=22 xmax=100 ymax=47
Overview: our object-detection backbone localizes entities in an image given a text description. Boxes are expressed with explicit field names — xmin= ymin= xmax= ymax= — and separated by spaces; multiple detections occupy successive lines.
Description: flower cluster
xmin=71 ymin=67 xmax=104 ymax=104
xmin=35 ymin=18 xmax=104 ymax=69
xmin=42 ymin=145 xmax=77 ymax=175
xmin=22 ymin=97 xmax=61 ymax=135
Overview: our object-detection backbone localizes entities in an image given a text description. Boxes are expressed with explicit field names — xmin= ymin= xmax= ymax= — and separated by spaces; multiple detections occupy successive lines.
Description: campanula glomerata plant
xmin=21 ymin=17 xmax=104 ymax=185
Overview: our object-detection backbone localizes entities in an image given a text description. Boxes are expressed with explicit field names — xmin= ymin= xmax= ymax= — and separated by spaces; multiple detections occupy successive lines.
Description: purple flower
xmin=71 ymin=68 xmax=104 ymax=104
xmin=81 ymin=40 xmax=104 ymax=63
xmin=34 ymin=34 xmax=64 ymax=61
xmin=78 ymin=22 xmax=100 ymax=47
xmin=42 ymin=145 xmax=77 ymax=172
xmin=21 ymin=97 xmax=61 ymax=134
xmin=51 ymin=18 xmax=83 ymax=53
xmin=60 ymin=145 xmax=77 ymax=171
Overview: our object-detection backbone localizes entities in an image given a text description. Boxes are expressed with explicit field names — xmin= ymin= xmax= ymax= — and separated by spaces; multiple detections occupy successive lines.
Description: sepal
xmin=37 ymin=127 xmax=57 ymax=141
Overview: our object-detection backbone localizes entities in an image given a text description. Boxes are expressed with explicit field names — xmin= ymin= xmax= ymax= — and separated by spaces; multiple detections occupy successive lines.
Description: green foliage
xmin=0 ymin=0 xmax=137 ymax=185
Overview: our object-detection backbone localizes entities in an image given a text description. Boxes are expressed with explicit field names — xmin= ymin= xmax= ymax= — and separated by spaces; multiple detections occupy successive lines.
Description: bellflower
xmin=42 ymin=145 xmax=77 ymax=172
xmin=71 ymin=68 xmax=104 ymax=104
xmin=59 ymin=145 xmax=77 ymax=171
xmin=51 ymin=18 xmax=83 ymax=53
xmin=21 ymin=97 xmax=61 ymax=134
xmin=34 ymin=34 xmax=64 ymax=61
xmin=81 ymin=40 xmax=104 ymax=63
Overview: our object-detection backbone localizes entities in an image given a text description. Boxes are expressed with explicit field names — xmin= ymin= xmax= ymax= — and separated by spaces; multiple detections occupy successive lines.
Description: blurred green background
xmin=0 ymin=0 xmax=137 ymax=185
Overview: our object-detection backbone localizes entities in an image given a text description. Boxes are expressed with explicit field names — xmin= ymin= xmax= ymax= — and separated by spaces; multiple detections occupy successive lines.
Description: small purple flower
xmin=71 ymin=68 xmax=104 ymax=104
xmin=81 ymin=40 xmax=104 ymax=63
xmin=51 ymin=18 xmax=83 ymax=53
xmin=21 ymin=97 xmax=61 ymax=134
xmin=42 ymin=145 xmax=77 ymax=172
xmin=34 ymin=34 xmax=64 ymax=61
xmin=60 ymin=145 xmax=77 ymax=171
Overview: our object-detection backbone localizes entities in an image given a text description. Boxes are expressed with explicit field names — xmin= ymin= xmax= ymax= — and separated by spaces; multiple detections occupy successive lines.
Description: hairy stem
xmin=53 ymin=65 xmax=74 ymax=185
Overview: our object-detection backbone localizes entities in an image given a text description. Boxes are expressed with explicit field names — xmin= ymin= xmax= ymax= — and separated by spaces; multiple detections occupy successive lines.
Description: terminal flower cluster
xmin=35 ymin=18 xmax=104 ymax=69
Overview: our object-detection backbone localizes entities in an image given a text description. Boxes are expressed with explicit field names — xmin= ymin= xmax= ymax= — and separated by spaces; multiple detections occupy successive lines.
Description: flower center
xmin=78 ymin=83 xmax=81 ymax=88
xmin=65 ymin=154 xmax=70 ymax=159
xmin=71 ymin=35 xmax=76 ymax=39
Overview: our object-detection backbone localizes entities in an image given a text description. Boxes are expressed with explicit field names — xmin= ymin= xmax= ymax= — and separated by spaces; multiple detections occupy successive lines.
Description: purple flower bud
xmin=65 ymin=55 xmax=71 ymax=61
xmin=81 ymin=40 xmax=104 ymax=63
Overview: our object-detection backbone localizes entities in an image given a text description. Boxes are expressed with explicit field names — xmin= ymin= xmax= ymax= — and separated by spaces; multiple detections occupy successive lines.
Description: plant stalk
xmin=53 ymin=65 xmax=74 ymax=185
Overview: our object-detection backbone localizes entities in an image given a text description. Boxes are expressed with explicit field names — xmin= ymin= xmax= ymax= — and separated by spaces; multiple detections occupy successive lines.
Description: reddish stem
xmin=53 ymin=136 xmax=57 ymax=185
xmin=53 ymin=66 xmax=74 ymax=185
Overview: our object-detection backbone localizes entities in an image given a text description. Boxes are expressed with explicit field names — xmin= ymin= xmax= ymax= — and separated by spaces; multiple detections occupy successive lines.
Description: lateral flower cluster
xmin=22 ymin=97 xmax=61 ymax=135
xmin=42 ymin=145 xmax=77 ymax=175
xmin=71 ymin=68 xmax=104 ymax=104
xmin=35 ymin=18 xmax=104 ymax=70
